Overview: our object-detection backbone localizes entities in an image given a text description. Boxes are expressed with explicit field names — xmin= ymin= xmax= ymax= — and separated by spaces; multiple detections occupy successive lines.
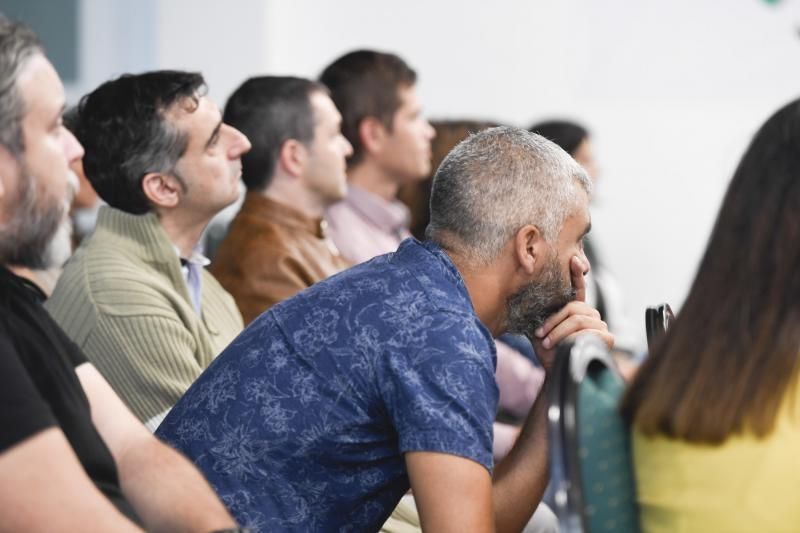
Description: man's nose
xmin=62 ymin=126 xmax=84 ymax=163
xmin=227 ymin=125 xmax=252 ymax=157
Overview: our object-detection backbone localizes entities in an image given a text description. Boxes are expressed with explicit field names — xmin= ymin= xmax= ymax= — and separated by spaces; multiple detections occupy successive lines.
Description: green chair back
xmin=577 ymin=360 xmax=640 ymax=532
xmin=547 ymin=334 xmax=640 ymax=533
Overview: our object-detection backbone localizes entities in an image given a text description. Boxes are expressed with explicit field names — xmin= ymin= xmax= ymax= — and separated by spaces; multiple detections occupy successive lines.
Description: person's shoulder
xmin=216 ymin=214 xmax=291 ymax=264
xmin=392 ymin=240 xmax=476 ymax=315
xmin=290 ymin=242 xmax=458 ymax=315
xmin=65 ymin=230 xmax=146 ymax=281
xmin=77 ymin=253 xmax=167 ymax=299
xmin=226 ymin=205 xmax=284 ymax=241
xmin=54 ymin=251 xmax=186 ymax=324
xmin=46 ymin=250 xmax=94 ymax=313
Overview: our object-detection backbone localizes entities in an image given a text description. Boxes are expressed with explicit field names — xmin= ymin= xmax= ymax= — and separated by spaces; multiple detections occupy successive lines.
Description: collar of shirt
xmin=176 ymin=247 xmax=210 ymax=269
xmin=242 ymin=192 xmax=330 ymax=239
xmin=343 ymin=184 xmax=411 ymax=237
xmin=0 ymin=265 xmax=47 ymax=305
xmin=172 ymin=245 xmax=208 ymax=316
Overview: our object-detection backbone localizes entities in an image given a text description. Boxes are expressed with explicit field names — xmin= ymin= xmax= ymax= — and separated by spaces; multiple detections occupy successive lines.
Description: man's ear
xmin=141 ymin=172 xmax=181 ymax=208
xmin=277 ymin=139 xmax=306 ymax=179
xmin=514 ymin=224 xmax=546 ymax=275
xmin=357 ymin=116 xmax=387 ymax=156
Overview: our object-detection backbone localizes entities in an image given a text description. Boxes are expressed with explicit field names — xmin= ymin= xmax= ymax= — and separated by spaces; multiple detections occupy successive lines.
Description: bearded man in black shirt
xmin=0 ymin=15 xmax=243 ymax=533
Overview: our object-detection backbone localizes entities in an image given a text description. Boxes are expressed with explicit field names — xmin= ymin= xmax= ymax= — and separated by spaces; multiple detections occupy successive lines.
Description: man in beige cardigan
xmin=47 ymin=70 xmax=251 ymax=430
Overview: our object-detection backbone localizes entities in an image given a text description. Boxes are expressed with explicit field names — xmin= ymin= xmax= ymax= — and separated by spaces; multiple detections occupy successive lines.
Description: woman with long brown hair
xmin=620 ymin=98 xmax=800 ymax=531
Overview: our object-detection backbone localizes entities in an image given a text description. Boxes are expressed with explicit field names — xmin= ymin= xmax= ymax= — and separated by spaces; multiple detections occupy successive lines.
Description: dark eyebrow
xmin=204 ymin=120 xmax=222 ymax=149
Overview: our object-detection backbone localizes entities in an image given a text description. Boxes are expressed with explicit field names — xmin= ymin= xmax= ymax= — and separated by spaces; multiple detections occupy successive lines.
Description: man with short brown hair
xmin=321 ymin=50 xmax=435 ymax=264
xmin=211 ymin=76 xmax=353 ymax=324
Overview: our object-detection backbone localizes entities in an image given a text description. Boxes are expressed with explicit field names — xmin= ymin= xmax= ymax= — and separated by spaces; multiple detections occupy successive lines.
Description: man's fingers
xmin=539 ymin=315 xmax=612 ymax=350
xmin=534 ymin=301 xmax=600 ymax=340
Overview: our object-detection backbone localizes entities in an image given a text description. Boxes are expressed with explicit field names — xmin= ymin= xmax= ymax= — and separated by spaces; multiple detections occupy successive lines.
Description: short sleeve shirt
xmin=0 ymin=266 xmax=138 ymax=522
xmin=157 ymin=239 xmax=498 ymax=532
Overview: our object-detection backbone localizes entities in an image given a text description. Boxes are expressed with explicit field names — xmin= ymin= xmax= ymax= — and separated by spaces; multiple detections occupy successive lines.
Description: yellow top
xmin=633 ymin=383 xmax=800 ymax=533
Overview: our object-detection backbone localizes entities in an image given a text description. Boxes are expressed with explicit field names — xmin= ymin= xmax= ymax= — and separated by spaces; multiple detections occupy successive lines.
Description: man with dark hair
xmin=320 ymin=49 xmax=435 ymax=264
xmin=0 ymin=15 xmax=241 ymax=531
xmin=46 ymin=69 xmax=251 ymax=430
xmin=157 ymin=126 xmax=613 ymax=532
xmin=210 ymin=76 xmax=353 ymax=324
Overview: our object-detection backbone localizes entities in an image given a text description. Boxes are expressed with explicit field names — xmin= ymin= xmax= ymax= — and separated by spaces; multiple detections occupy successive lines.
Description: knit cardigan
xmin=46 ymin=207 xmax=243 ymax=429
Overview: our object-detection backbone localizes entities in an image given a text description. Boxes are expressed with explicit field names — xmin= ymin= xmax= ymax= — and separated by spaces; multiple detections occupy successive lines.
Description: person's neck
xmin=156 ymin=210 xmax=207 ymax=258
xmin=348 ymin=161 xmax=400 ymax=202
xmin=446 ymin=249 xmax=513 ymax=338
xmin=7 ymin=265 xmax=60 ymax=296
xmin=263 ymin=177 xmax=324 ymax=220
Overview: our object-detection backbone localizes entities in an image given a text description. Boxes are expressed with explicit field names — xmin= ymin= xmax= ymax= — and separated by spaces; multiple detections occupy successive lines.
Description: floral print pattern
xmin=157 ymin=240 xmax=498 ymax=532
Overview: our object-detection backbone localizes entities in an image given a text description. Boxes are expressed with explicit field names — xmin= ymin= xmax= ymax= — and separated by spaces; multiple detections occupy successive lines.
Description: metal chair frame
xmin=547 ymin=334 xmax=619 ymax=533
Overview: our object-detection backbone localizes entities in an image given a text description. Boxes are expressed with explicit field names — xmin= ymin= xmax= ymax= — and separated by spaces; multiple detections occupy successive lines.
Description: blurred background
xmin=5 ymin=0 xmax=800 ymax=347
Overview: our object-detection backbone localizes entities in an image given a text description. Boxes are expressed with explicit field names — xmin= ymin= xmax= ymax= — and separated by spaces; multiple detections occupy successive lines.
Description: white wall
xmin=66 ymin=0 xmax=157 ymax=103
xmin=155 ymin=0 xmax=270 ymax=107
xmin=68 ymin=0 xmax=270 ymax=108
xmin=71 ymin=0 xmax=800 ymax=345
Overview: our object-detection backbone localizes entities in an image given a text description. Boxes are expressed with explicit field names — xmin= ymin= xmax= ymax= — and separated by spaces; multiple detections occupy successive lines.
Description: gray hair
xmin=0 ymin=16 xmax=42 ymax=157
xmin=427 ymin=126 xmax=591 ymax=265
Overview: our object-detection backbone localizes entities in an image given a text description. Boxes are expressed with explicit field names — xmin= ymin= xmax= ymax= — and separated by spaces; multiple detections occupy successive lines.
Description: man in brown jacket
xmin=211 ymin=76 xmax=353 ymax=324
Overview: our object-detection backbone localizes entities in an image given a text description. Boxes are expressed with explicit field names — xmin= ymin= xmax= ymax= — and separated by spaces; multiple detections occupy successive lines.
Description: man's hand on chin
xmin=532 ymin=255 xmax=614 ymax=370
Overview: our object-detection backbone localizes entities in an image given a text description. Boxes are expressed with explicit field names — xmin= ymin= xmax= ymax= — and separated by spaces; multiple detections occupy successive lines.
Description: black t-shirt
xmin=0 ymin=266 xmax=139 ymax=523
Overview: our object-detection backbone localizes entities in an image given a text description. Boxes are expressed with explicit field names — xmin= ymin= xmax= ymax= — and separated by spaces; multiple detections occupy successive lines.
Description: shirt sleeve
xmin=0 ymin=326 xmax=56 ymax=452
xmin=378 ymin=312 xmax=498 ymax=473
xmin=41 ymin=311 xmax=89 ymax=369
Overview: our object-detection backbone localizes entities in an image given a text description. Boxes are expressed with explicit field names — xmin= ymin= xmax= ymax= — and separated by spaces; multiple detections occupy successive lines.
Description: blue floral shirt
xmin=157 ymin=239 xmax=498 ymax=532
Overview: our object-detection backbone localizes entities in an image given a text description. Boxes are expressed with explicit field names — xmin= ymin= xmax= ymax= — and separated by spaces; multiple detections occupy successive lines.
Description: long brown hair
xmin=620 ymin=98 xmax=800 ymax=443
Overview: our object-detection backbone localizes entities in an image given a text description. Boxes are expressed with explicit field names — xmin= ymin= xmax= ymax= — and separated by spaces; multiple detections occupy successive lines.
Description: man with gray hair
xmin=46 ymin=69 xmax=251 ymax=430
xmin=0 ymin=15 xmax=241 ymax=531
xmin=157 ymin=126 xmax=612 ymax=532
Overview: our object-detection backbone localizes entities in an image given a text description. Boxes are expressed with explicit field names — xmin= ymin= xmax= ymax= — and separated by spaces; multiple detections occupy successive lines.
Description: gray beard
xmin=0 ymin=165 xmax=74 ymax=270
xmin=41 ymin=217 xmax=74 ymax=269
xmin=505 ymin=257 xmax=577 ymax=341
